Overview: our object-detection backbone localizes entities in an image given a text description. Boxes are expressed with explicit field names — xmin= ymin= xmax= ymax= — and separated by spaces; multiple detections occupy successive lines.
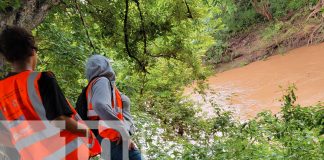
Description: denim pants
xmin=97 ymin=135 xmax=143 ymax=160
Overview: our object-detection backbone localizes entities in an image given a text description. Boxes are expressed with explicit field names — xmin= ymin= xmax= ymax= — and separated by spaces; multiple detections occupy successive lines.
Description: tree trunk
xmin=0 ymin=0 xmax=61 ymax=31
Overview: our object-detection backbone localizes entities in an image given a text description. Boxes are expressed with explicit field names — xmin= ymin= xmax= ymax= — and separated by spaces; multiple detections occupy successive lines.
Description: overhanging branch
xmin=74 ymin=0 xmax=97 ymax=53
xmin=124 ymin=0 xmax=147 ymax=72
xmin=134 ymin=0 xmax=148 ymax=56
xmin=184 ymin=0 xmax=193 ymax=19
xmin=134 ymin=0 xmax=179 ymax=59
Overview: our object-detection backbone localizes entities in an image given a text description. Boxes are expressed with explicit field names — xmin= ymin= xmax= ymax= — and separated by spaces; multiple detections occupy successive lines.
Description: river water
xmin=186 ymin=43 xmax=324 ymax=120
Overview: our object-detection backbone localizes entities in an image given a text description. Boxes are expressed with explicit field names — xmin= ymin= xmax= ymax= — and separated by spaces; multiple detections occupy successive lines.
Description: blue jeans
xmin=110 ymin=141 xmax=142 ymax=160
xmin=97 ymin=136 xmax=143 ymax=160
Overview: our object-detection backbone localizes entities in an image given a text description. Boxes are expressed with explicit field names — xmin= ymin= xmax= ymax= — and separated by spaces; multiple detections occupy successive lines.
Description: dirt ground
xmin=214 ymin=13 xmax=324 ymax=73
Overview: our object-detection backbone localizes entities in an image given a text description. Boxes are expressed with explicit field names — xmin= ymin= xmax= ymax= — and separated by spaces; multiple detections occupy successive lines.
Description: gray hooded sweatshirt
xmin=86 ymin=55 xmax=135 ymax=135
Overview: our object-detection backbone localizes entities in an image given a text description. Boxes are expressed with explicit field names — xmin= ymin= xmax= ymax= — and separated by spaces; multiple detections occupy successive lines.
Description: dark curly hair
xmin=0 ymin=26 xmax=37 ymax=63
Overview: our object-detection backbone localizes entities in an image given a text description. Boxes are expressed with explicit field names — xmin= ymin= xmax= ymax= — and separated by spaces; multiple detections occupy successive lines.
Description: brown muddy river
xmin=187 ymin=43 xmax=324 ymax=120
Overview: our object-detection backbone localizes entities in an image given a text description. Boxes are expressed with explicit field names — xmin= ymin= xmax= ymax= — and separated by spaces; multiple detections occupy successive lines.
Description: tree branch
xmin=134 ymin=0 xmax=148 ymax=56
xmin=134 ymin=0 xmax=180 ymax=60
xmin=184 ymin=0 xmax=193 ymax=19
xmin=74 ymin=0 xmax=97 ymax=53
xmin=124 ymin=0 xmax=147 ymax=72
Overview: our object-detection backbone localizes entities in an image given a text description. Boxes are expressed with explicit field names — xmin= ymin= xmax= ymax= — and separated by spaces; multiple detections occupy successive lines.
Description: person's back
xmin=0 ymin=26 xmax=100 ymax=160
xmin=0 ymin=71 xmax=91 ymax=159
xmin=83 ymin=55 xmax=142 ymax=160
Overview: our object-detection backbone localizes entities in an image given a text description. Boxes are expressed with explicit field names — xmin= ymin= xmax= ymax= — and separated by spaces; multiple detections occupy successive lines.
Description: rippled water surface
xmin=186 ymin=43 xmax=324 ymax=120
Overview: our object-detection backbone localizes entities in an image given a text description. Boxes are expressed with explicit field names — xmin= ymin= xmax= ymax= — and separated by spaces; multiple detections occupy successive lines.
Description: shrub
xmin=181 ymin=86 xmax=324 ymax=159
xmin=270 ymin=0 xmax=318 ymax=18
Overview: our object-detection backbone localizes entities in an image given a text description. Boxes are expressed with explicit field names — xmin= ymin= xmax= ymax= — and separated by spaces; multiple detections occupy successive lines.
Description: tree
xmin=0 ymin=0 xmax=62 ymax=76
xmin=0 ymin=0 xmax=61 ymax=31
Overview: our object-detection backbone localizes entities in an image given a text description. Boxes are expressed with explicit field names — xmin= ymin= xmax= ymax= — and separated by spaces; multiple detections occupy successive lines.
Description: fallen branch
xmin=307 ymin=0 xmax=324 ymax=21
xmin=308 ymin=23 xmax=323 ymax=45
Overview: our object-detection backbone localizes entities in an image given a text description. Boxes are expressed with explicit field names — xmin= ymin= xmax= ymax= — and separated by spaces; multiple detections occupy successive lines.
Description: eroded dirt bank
xmin=188 ymin=43 xmax=324 ymax=120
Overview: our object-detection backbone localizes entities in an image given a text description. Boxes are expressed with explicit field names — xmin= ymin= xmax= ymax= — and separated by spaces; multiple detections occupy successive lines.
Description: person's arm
xmin=91 ymin=77 xmax=129 ymax=136
xmin=91 ymin=77 xmax=120 ymax=121
xmin=120 ymin=93 xmax=136 ymax=135
xmin=54 ymin=115 xmax=88 ymax=137
xmin=38 ymin=72 xmax=89 ymax=136
xmin=120 ymin=93 xmax=134 ymax=122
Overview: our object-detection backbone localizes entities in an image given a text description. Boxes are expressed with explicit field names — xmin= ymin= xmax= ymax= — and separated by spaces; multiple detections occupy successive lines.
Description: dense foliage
xmin=1 ymin=0 xmax=323 ymax=159
xmin=211 ymin=0 xmax=319 ymax=33
xmin=204 ymin=0 xmax=321 ymax=65
xmin=180 ymin=87 xmax=324 ymax=160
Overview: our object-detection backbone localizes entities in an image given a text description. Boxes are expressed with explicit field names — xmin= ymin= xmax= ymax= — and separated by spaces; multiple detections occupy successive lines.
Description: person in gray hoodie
xmin=85 ymin=55 xmax=142 ymax=160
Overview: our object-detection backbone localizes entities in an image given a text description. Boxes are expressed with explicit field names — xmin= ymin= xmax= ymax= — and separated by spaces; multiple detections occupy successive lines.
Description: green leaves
xmin=179 ymin=87 xmax=324 ymax=160
xmin=0 ymin=0 xmax=20 ymax=13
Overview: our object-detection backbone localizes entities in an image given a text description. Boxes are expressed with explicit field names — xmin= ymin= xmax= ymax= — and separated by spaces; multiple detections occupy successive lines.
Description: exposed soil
xmin=215 ymin=12 xmax=324 ymax=73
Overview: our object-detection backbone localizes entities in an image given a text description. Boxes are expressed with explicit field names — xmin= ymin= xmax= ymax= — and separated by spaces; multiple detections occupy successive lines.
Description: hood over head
xmin=86 ymin=55 xmax=115 ymax=81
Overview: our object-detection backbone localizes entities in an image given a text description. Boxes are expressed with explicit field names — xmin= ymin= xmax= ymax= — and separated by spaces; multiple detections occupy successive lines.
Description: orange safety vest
xmin=86 ymin=77 xmax=124 ymax=141
xmin=65 ymin=98 xmax=101 ymax=157
xmin=0 ymin=71 xmax=101 ymax=160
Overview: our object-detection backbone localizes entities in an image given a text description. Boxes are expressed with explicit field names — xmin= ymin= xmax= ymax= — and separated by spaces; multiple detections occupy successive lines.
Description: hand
xmin=116 ymin=138 xmax=137 ymax=150
xmin=128 ymin=139 xmax=136 ymax=150
xmin=116 ymin=138 xmax=122 ymax=145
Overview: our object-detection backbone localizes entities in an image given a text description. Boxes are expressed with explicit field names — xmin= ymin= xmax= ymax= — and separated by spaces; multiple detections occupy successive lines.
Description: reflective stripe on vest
xmin=6 ymin=116 xmax=24 ymax=128
xmin=87 ymin=110 xmax=98 ymax=117
xmin=26 ymin=72 xmax=83 ymax=158
xmin=86 ymin=77 xmax=124 ymax=119
xmin=86 ymin=77 xmax=124 ymax=141
xmin=86 ymin=78 xmax=100 ymax=120
xmin=65 ymin=88 xmax=101 ymax=155
xmin=11 ymin=72 xmax=61 ymax=151
xmin=15 ymin=125 xmax=59 ymax=151
xmin=44 ymin=138 xmax=83 ymax=160
xmin=27 ymin=72 xmax=46 ymax=119
xmin=0 ymin=71 xmax=90 ymax=160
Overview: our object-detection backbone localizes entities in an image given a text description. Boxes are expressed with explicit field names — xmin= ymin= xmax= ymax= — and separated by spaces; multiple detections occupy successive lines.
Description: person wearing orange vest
xmin=84 ymin=55 xmax=142 ymax=160
xmin=0 ymin=26 xmax=101 ymax=159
